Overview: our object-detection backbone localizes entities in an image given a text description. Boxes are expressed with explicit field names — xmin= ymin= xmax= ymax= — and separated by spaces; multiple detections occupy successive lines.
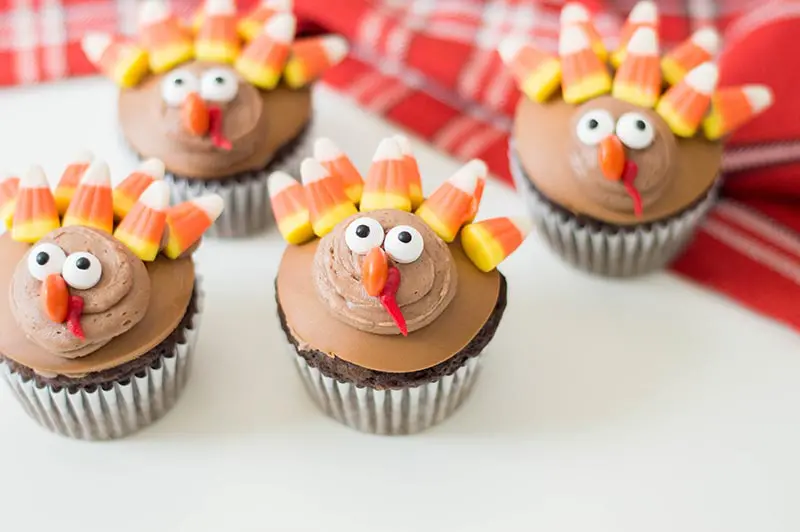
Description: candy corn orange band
xmin=195 ymin=15 xmax=239 ymax=63
xmin=0 ymin=177 xmax=19 ymax=229
xmin=113 ymin=172 xmax=157 ymax=220
xmin=140 ymin=18 xmax=194 ymax=73
xmin=62 ymin=183 xmax=114 ymax=234
xmin=12 ymin=188 xmax=60 ymax=243
xmin=54 ymin=162 xmax=90 ymax=215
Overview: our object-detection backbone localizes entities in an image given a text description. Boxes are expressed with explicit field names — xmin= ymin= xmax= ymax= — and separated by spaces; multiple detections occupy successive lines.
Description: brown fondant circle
xmin=0 ymin=234 xmax=195 ymax=377
xmin=118 ymin=60 xmax=312 ymax=181
xmin=277 ymin=239 xmax=501 ymax=374
xmin=513 ymin=96 xmax=723 ymax=225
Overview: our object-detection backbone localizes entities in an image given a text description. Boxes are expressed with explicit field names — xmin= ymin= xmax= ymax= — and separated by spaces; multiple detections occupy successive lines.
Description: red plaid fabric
xmin=1 ymin=0 xmax=799 ymax=330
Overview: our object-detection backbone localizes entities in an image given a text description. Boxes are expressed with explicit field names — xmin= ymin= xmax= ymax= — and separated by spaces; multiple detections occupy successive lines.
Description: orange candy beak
xmin=42 ymin=274 xmax=69 ymax=323
xmin=182 ymin=92 xmax=210 ymax=136
xmin=598 ymin=135 xmax=625 ymax=181
xmin=361 ymin=246 xmax=388 ymax=297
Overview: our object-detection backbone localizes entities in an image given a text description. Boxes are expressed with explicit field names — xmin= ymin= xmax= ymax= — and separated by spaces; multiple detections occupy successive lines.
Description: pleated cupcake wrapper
xmin=0 ymin=285 xmax=205 ymax=441
xmin=291 ymin=348 xmax=483 ymax=435
xmin=163 ymin=131 xmax=311 ymax=238
xmin=509 ymin=142 xmax=719 ymax=277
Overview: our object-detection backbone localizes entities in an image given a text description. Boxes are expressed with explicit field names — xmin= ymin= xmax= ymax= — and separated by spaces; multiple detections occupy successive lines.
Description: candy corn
xmin=268 ymin=171 xmax=314 ymax=244
xmin=137 ymin=0 xmax=194 ymax=73
xmin=661 ymin=28 xmax=720 ymax=86
xmin=559 ymin=25 xmax=611 ymax=104
xmin=313 ymin=138 xmax=363 ymax=204
xmin=238 ymin=0 xmax=292 ymax=41
xmin=284 ymin=35 xmax=349 ymax=88
xmin=236 ymin=13 xmax=296 ymax=89
xmin=301 ymin=158 xmax=357 ymax=237
xmin=656 ymin=62 xmax=718 ymax=137
xmin=81 ymin=33 xmax=149 ymax=88
xmin=11 ymin=166 xmax=60 ymax=243
xmin=114 ymin=181 xmax=170 ymax=261
xmin=393 ymin=135 xmax=424 ymax=209
xmin=560 ymin=3 xmax=607 ymax=60
xmin=703 ymin=85 xmax=773 ymax=140
xmin=463 ymin=160 xmax=487 ymax=223
xmin=53 ymin=150 xmax=92 ymax=215
xmin=113 ymin=159 xmax=165 ymax=220
xmin=62 ymin=160 xmax=114 ymax=234
xmin=497 ymin=36 xmax=561 ymax=103
xmin=0 ymin=172 xmax=19 ymax=229
xmin=611 ymin=1 xmax=657 ymax=67
xmin=163 ymin=195 xmax=224 ymax=259
xmin=360 ymin=138 xmax=413 ymax=213
xmin=416 ymin=162 xmax=482 ymax=243
xmin=461 ymin=217 xmax=532 ymax=272
xmin=194 ymin=0 xmax=240 ymax=64
xmin=612 ymin=27 xmax=661 ymax=108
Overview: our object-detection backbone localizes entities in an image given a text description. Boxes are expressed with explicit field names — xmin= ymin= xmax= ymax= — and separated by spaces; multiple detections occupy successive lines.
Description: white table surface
xmin=0 ymin=77 xmax=798 ymax=532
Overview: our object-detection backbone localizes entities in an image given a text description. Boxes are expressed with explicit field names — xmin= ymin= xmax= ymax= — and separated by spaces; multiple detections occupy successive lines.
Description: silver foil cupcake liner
xmin=509 ymin=142 xmax=719 ymax=277
xmin=292 ymin=349 xmax=484 ymax=435
xmin=0 ymin=286 xmax=204 ymax=441
xmin=164 ymin=132 xmax=311 ymax=238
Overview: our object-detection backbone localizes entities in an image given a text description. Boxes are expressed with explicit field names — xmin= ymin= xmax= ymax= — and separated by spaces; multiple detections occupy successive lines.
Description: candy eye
xmin=385 ymin=225 xmax=424 ymax=264
xmin=62 ymin=252 xmax=102 ymax=290
xmin=345 ymin=217 xmax=385 ymax=254
xmin=616 ymin=112 xmax=655 ymax=149
xmin=161 ymin=69 xmax=199 ymax=106
xmin=27 ymin=243 xmax=67 ymax=282
xmin=200 ymin=68 xmax=238 ymax=103
xmin=575 ymin=109 xmax=615 ymax=145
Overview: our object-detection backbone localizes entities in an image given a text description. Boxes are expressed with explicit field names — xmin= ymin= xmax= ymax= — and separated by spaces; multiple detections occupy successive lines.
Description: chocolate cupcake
xmin=269 ymin=136 xmax=530 ymax=435
xmin=80 ymin=0 xmax=348 ymax=237
xmin=0 ymin=155 xmax=222 ymax=440
xmin=499 ymin=1 xmax=773 ymax=276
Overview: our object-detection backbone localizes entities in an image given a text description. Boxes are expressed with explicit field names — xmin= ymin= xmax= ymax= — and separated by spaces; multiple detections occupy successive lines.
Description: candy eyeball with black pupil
xmin=201 ymin=68 xmax=238 ymax=103
xmin=161 ymin=69 xmax=199 ymax=106
xmin=27 ymin=243 xmax=67 ymax=281
xmin=62 ymin=252 xmax=102 ymax=290
xmin=385 ymin=225 xmax=424 ymax=264
xmin=616 ymin=112 xmax=655 ymax=149
xmin=576 ymin=109 xmax=615 ymax=145
xmin=345 ymin=217 xmax=385 ymax=254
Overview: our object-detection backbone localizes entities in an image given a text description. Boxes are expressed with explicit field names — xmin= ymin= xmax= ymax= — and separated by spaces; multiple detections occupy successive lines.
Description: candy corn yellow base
xmin=12 ymin=219 xmax=61 ymax=243
xmin=563 ymin=74 xmax=612 ymax=104
xmin=113 ymin=230 xmax=160 ymax=261
xmin=345 ymin=185 xmax=364 ymax=205
xmin=409 ymin=184 xmax=424 ymax=209
xmin=460 ymin=224 xmax=507 ymax=273
xmin=522 ymin=59 xmax=562 ymax=103
xmin=111 ymin=51 xmax=150 ymax=88
xmin=612 ymin=83 xmax=659 ymax=108
xmin=702 ymin=110 xmax=725 ymax=141
xmin=112 ymin=192 xmax=135 ymax=220
xmin=360 ymin=192 xmax=412 ymax=212
xmin=278 ymin=212 xmax=315 ymax=245
xmin=54 ymin=189 xmax=75 ymax=215
xmin=312 ymin=203 xmax=358 ymax=237
xmin=415 ymin=206 xmax=458 ymax=243
xmin=610 ymin=49 xmax=625 ymax=68
xmin=660 ymin=58 xmax=686 ymax=87
xmin=235 ymin=57 xmax=281 ymax=89
xmin=591 ymin=42 xmax=608 ymax=62
xmin=238 ymin=21 xmax=261 ymax=42
xmin=1 ymin=205 xmax=13 ymax=229
xmin=655 ymin=100 xmax=698 ymax=138
xmin=195 ymin=42 xmax=239 ymax=64
xmin=284 ymin=60 xmax=311 ymax=89
xmin=149 ymin=44 xmax=195 ymax=74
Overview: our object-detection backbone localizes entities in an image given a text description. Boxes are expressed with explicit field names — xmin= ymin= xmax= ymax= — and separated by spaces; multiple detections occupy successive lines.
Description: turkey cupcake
xmin=0 ymin=154 xmax=222 ymax=440
xmin=269 ymin=136 xmax=530 ymax=435
xmin=499 ymin=1 xmax=773 ymax=276
xmin=80 ymin=0 xmax=348 ymax=237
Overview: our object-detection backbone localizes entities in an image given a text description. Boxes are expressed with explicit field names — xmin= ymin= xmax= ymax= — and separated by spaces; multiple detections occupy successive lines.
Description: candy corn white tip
xmin=560 ymin=3 xmax=590 ymax=24
xmin=81 ymin=33 xmax=113 ymax=63
xmin=71 ymin=149 xmax=94 ymax=163
xmin=191 ymin=194 xmax=225 ymax=221
xmin=626 ymin=27 xmax=659 ymax=56
xmin=21 ymin=166 xmax=49 ymax=188
xmin=743 ymin=85 xmax=774 ymax=112
xmin=80 ymin=160 xmax=111 ymax=186
xmin=684 ymin=62 xmax=718 ymax=94
xmin=373 ymin=138 xmax=403 ymax=161
xmin=628 ymin=1 xmax=657 ymax=23
xmin=265 ymin=0 xmax=293 ymax=9
xmin=313 ymin=138 xmax=343 ymax=162
xmin=320 ymin=35 xmax=349 ymax=62
xmin=393 ymin=135 xmax=413 ymax=155
xmin=559 ymin=26 xmax=591 ymax=55
xmin=138 ymin=158 xmax=166 ymax=179
xmin=691 ymin=28 xmax=721 ymax=55
xmin=263 ymin=12 xmax=297 ymax=42
xmin=138 ymin=0 xmax=171 ymax=27
xmin=268 ymin=171 xmax=300 ymax=197
xmin=497 ymin=35 xmax=528 ymax=63
xmin=204 ymin=0 xmax=237 ymax=16
xmin=138 ymin=181 xmax=171 ymax=210
xmin=300 ymin=158 xmax=331 ymax=185
xmin=511 ymin=216 xmax=533 ymax=236
xmin=464 ymin=159 xmax=488 ymax=179
xmin=448 ymin=163 xmax=481 ymax=194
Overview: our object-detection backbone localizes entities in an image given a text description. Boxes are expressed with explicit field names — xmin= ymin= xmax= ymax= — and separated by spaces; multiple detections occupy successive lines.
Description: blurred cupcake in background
xmin=499 ymin=1 xmax=773 ymax=276
xmin=81 ymin=0 xmax=349 ymax=237
xmin=269 ymin=136 xmax=530 ymax=435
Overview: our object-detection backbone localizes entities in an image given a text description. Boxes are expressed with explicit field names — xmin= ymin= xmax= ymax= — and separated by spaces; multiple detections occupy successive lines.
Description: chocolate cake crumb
xmin=278 ymin=275 xmax=508 ymax=389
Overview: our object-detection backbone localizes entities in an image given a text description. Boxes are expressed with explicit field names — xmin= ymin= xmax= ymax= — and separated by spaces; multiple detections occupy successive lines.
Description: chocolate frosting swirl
xmin=9 ymin=227 xmax=151 ymax=359
xmin=313 ymin=210 xmax=458 ymax=335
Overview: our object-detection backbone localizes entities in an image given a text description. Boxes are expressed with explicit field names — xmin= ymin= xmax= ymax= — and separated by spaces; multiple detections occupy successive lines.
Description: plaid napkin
xmin=1 ymin=0 xmax=799 ymax=330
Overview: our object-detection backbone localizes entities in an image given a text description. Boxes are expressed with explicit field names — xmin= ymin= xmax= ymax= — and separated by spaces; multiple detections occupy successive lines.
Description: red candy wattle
xmin=208 ymin=107 xmax=232 ymax=151
xmin=621 ymin=160 xmax=643 ymax=217
xmin=67 ymin=295 xmax=85 ymax=340
xmin=379 ymin=266 xmax=408 ymax=336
